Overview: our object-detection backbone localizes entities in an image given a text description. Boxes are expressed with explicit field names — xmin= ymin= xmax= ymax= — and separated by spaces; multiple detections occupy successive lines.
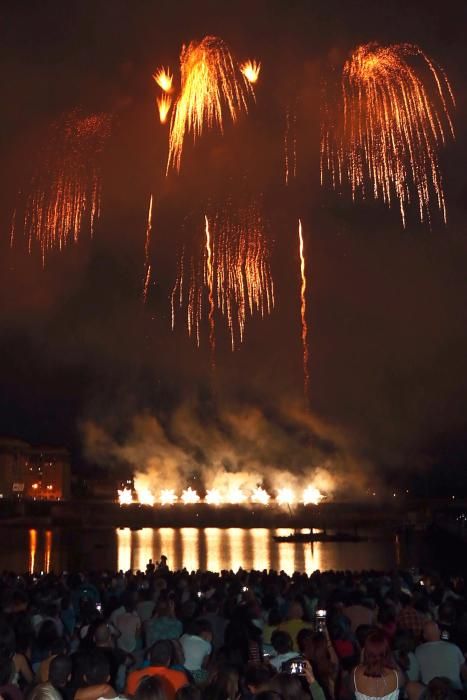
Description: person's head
xmin=175 ymin=686 xmax=201 ymax=700
xmin=83 ymin=651 xmax=110 ymax=686
xmin=94 ymin=623 xmax=112 ymax=647
xmin=393 ymin=630 xmax=416 ymax=655
xmin=355 ymin=624 xmax=373 ymax=649
xmin=244 ymin=664 xmax=274 ymax=694
xmin=149 ymin=640 xmax=173 ymax=668
xmin=363 ymin=629 xmax=391 ymax=676
xmin=268 ymin=673 xmax=308 ymax=700
xmin=287 ymin=601 xmax=304 ymax=621
xmin=297 ymin=628 xmax=314 ymax=657
xmin=425 ymin=677 xmax=458 ymax=700
xmin=204 ymin=667 xmax=239 ymax=700
xmin=49 ymin=655 xmax=72 ymax=689
xmin=271 ymin=630 xmax=293 ymax=655
xmin=194 ymin=619 xmax=212 ymax=643
xmin=135 ymin=675 xmax=170 ymax=700
xmin=423 ymin=621 xmax=441 ymax=643
xmin=29 ymin=683 xmax=63 ymax=700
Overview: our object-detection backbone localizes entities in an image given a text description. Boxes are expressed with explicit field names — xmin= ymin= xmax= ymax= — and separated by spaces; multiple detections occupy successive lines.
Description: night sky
xmin=0 ymin=0 xmax=466 ymax=496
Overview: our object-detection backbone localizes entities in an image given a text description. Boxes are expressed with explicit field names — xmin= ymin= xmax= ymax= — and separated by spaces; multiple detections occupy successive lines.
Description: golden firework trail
xmin=284 ymin=108 xmax=297 ymax=185
xmin=240 ymin=59 xmax=261 ymax=84
xmin=321 ymin=43 xmax=455 ymax=226
xmin=167 ymin=35 xmax=252 ymax=172
xmin=153 ymin=67 xmax=173 ymax=93
xmin=171 ymin=201 xmax=274 ymax=350
xmin=205 ymin=214 xmax=216 ymax=365
xmin=299 ymin=219 xmax=310 ymax=399
xmin=13 ymin=111 xmax=111 ymax=260
xmin=142 ymin=193 xmax=154 ymax=302
xmin=157 ymin=95 xmax=172 ymax=124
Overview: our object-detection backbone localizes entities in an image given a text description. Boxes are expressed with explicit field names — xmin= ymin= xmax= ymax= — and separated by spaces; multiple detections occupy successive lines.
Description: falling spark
xmin=167 ymin=35 xmax=252 ymax=172
xmin=284 ymin=107 xmax=297 ymax=185
xmin=181 ymin=487 xmax=200 ymax=504
xmin=172 ymin=202 xmax=274 ymax=350
xmin=205 ymin=215 xmax=216 ymax=365
xmin=276 ymin=487 xmax=295 ymax=505
xmin=303 ymin=485 xmax=324 ymax=505
xmin=160 ymin=489 xmax=177 ymax=506
xmin=252 ymin=486 xmax=270 ymax=505
xmin=118 ymin=488 xmax=133 ymax=505
xmin=143 ymin=193 xmax=154 ymax=303
xmin=157 ymin=95 xmax=172 ymax=124
xmin=13 ymin=110 xmax=111 ymax=259
xmin=240 ymin=60 xmax=261 ymax=84
xmin=153 ymin=67 xmax=173 ymax=93
xmin=298 ymin=220 xmax=310 ymax=399
xmin=321 ymin=43 xmax=455 ymax=225
xmin=205 ymin=489 xmax=221 ymax=505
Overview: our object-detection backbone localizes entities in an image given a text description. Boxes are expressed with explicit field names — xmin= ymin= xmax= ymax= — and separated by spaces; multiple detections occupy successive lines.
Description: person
xmin=243 ymin=665 xmax=275 ymax=697
xmin=145 ymin=602 xmax=182 ymax=649
xmin=397 ymin=595 xmax=423 ymax=643
xmin=179 ymin=620 xmax=212 ymax=683
xmin=174 ymin=687 xmax=201 ymax=700
xmin=93 ymin=624 xmax=128 ymax=693
xmin=343 ymin=594 xmax=377 ymax=635
xmin=134 ymin=675 xmax=170 ymax=700
xmin=75 ymin=652 xmax=115 ymax=700
xmin=126 ymin=640 xmax=188 ymax=700
xmin=352 ymin=629 xmax=402 ymax=700
xmin=28 ymin=684 xmax=63 ymax=700
xmin=267 ymin=662 xmax=326 ymax=700
xmin=197 ymin=598 xmax=227 ymax=652
xmin=297 ymin=629 xmax=337 ymax=700
xmin=414 ymin=621 xmax=467 ymax=690
xmin=277 ymin=602 xmax=313 ymax=652
xmin=114 ymin=599 xmax=141 ymax=654
xmin=203 ymin=667 xmax=239 ymax=700
xmin=269 ymin=631 xmax=297 ymax=672
xmin=48 ymin=654 xmax=73 ymax=700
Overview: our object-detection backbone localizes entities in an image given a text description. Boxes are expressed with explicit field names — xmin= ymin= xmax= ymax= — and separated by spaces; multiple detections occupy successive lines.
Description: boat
xmin=273 ymin=530 xmax=367 ymax=543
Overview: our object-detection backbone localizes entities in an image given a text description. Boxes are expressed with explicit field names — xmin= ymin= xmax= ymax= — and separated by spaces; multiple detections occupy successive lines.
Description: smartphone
xmin=197 ymin=591 xmax=204 ymax=598
xmin=315 ymin=609 xmax=327 ymax=632
xmin=242 ymin=586 xmax=249 ymax=592
xmin=283 ymin=658 xmax=306 ymax=675
xmin=96 ymin=603 xmax=102 ymax=613
xmin=441 ymin=629 xmax=450 ymax=641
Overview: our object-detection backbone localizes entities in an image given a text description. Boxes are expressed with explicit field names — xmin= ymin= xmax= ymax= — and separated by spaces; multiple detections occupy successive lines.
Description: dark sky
xmin=0 ymin=0 xmax=466 ymax=493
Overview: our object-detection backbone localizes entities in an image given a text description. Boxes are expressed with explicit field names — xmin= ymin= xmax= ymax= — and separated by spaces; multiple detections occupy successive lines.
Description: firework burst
xmin=171 ymin=200 xmax=275 ymax=351
xmin=167 ymin=35 xmax=252 ymax=172
xmin=240 ymin=60 xmax=261 ymax=84
xmin=321 ymin=43 xmax=455 ymax=225
xmin=153 ymin=67 xmax=173 ymax=93
xmin=12 ymin=110 xmax=111 ymax=259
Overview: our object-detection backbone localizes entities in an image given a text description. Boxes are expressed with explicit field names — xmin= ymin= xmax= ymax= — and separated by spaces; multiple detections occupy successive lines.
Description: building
xmin=0 ymin=439 xmax=70 ymax=500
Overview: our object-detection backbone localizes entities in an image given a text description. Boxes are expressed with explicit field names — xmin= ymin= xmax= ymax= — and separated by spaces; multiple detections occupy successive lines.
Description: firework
xmin=118 ymin=488 xmax=133 ymax=505
xmin=303 ymin=485 xmax=323 ymax=505
xmin=167 ymin=36 xmax=252 ymax=172
xmin=276 ymin=487 xmax=295 ymax=505
xmin=229 ymin=486 xmax=247 ymax=504
xmin=160 ymin=489 xmax=177 ymax=505
xmin=157 ymin=95 xmax=172 ymax=124
xmin=181 ymin=487 xmax=200 ymax=504
xmin=153 ymin=67 xmax=173 ymax=93
xmin=252 ymin=486 xmax=270 ymax=505
xmin=284 ymin=108 xmax=297 ymax=185
xmin=13 ymin=111 xmax=111 ymax=259
xmin=240 ymin=60 xmax=261 ymax=84
xmin=321 ymin=43 xmax=455 ymax=225
xmin=172 ymin=201 xmax=274 ymax=351
xmin=135 ymin=487 xmax=155 ymax=506
xmin=298 ymin=220 xmax=310 ymax=399
xmin=205 ymin=489 xmax=222 ymax=505
xmin=143 ymin=194 xmax=154 ymax=302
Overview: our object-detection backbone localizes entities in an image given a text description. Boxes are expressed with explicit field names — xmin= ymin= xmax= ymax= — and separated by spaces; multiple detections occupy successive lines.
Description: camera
xmin=315 ymin=609 xmax=327 ymax=632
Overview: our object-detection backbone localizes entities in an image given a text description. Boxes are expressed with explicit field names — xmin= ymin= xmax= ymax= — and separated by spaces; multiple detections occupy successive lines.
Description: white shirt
xmin=270 ymin=651 xmax=298 ymax=671
xmin=180 ymin=634 xmax=212 ymax=671
xmin=116 ymin=611 xmax=140 ymax=653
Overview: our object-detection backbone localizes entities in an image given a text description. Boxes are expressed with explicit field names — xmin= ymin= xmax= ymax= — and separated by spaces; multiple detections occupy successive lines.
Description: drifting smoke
xmin=82 ymin=398 xmax=376 ymax=506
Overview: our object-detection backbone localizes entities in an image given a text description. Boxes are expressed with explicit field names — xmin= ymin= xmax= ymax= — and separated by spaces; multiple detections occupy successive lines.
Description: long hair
xmin=363 ymin=630 xmax=391 ymax=677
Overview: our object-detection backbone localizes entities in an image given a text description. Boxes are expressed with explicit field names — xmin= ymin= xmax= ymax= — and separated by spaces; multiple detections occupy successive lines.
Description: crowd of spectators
xmin=1 ymin=558 xmax=467 ymax=700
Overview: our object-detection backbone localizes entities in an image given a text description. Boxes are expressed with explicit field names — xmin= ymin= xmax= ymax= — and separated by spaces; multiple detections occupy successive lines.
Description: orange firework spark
xmin=143 ymin=194 xmax=153 ymax=302
xmin=299 ymin=219 xmax=310 ymax=399
xmin=205 ymin=215 xmax=216 ymax=365
xmin=153 ymin=67 xmax=173 ymax=93
xmin=171 ymin=201 xmax=274 ymax=350
xmin=321 ymin=43 xmax=455 ymax=226
xmin=13 ymin=110 xmax=111 ymax=259
xmin=167 ymin=35 xmax=252 ymax=172
xmin=157 ymin=95 xmax=172 ymax=124
xmin=240 ymin=59 xmax=261 ymax=84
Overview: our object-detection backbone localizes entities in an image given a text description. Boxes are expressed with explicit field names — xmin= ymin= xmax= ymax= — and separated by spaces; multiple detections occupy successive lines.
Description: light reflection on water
xmin=14 ymin=526 xmax=416 ymax=575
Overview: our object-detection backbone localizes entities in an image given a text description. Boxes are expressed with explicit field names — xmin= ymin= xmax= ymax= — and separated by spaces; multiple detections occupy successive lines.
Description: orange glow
xmin=228 ymin=486 xmax=247 ymax=504
xmin=303 ymin=485 xmax=324 ymax=505
xmin=118 ymin=487 xmax=133 ymax=505
xmin=160 ymin=488 xmax=177 ymax=506
xmin=181 ymin=487 xmax=200 ymax=504
xmin=44 ymin=530 xmax=52 ymax=573
xmin=135 ymin=487 xmax=155 ymax=506
xmin=321 ymin=43 xmax=455 ymax=225
xmin=205 ymin=215 xmax=216 ymax=365
xmin=167 ymin=36 xmax=251 ymax=172
xmin=276 ymin=487 xmax=295 ymax=505
xmin=240 ymin=60 xmax=261 ymax=84
xmin=205 ymin=489 xmax=221 ymax=505
xmin=153 ymin=67 xmax=173 ymax=93
xmin=157 ymin=95 xmax=172 ymax=124
xmin=143 ymin=193 xmax=153 ymax=303
xmin=252 ymin=486 xmax=270 ymax=505
xmin=31 ymin=483 xmax=39 ymax=490
xmin=298 ymin=220 xmax=310 ymax=399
